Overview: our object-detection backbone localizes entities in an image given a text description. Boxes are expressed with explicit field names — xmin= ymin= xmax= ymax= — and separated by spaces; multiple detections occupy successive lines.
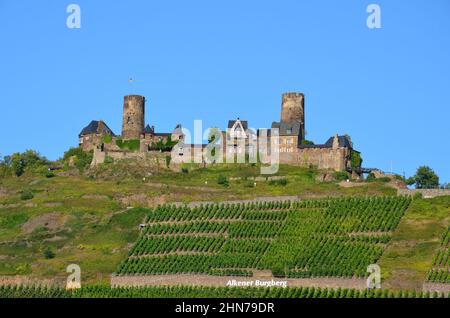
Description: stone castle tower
xmin=121 ymin=95 xmax=145 ymax=140
xmin=281 ymin=92 xmax=305 ymax=140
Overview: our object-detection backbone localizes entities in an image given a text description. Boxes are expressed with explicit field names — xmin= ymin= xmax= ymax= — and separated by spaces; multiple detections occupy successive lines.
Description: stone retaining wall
xmin=171 ymin=196 xmax=300 ymax=208
xmin=422 ymin=282 xmax=450 ymax=294
xmin=398 ymin=189 xmax=450 ymax=198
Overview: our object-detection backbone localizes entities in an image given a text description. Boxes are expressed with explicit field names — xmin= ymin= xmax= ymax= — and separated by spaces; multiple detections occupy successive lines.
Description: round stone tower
xmin=121 ymin=95 xmax=145 ymax=140
xmin=281 ymin=92 xmax=305 ymax=139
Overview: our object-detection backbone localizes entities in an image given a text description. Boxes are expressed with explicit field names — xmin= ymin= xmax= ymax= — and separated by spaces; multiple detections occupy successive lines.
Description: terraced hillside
xmin=0 ymin=164 xmax=399 ymax=284
xmin=116 ymin=196 xmax=411 ymax=278
xmin=427 ymin=227 xmax=450 ymax=283
xmin=378 ymin=196 xmax=450 ymax=291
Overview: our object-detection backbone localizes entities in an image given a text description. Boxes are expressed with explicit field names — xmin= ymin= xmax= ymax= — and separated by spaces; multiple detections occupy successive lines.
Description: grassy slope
xmin=378 ymin=196 xmax=450 ymax=291
xmin=0 ymin=164 xmax=396 ymax=284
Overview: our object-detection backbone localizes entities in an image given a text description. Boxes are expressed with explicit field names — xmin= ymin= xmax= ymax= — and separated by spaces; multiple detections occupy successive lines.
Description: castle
xmin=79 ymin=93 xmax=359 ymax=172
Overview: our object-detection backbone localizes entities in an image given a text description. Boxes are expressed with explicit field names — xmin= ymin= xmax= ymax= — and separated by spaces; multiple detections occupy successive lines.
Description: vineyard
xmin=0 ymin=285 xmax=447 ymax=298
xmin=116 ymin=196 xmax=411 ymax=278
xmin=427 ymin=227 xmax=450 ymax=284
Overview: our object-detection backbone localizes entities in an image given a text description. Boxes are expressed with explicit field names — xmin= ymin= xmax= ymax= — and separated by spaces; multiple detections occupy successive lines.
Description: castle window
xmin=286 ymin=129 xmax=292 ymax=134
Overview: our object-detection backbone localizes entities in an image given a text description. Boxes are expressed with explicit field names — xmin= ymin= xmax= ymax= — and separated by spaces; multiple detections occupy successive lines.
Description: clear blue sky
xmin=0 ymin=0 xmax=449 ymax=182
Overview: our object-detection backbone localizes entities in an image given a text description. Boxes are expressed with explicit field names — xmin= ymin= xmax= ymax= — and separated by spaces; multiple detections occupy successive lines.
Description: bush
xmin=116 ymin=139 xmax=140 ymax=152
xmin=333 ymin=171 xmax=350 ymax=182
xmin=366 ymin=173 xmax=376 ymax=182
xmin=413 ymin=192 xmax=423 ymax=200
xmin=0 ymin=165 xmax=11 ymax=178
xmin=43 ymin=248 xmax=55 ymax=259
xmin=104 ymin=156 xmax=114 ymax=164
xmin=103 ymin=135 xmax=112 ymax=144
xmin=62 ymin=147 xmax=93 ymax=171
xmin=20 ymin=189 xmax=34 ymax=201
xmin=268 ymin=179 xmax=288 ymax=186
xmin=301 ymin=140 xmax=315 ymax=145
xmin=149 ymin=136 xmax=178 ymax=152
xmin=244 ymin=181 xmax=255 ymax=188
xmin=45 ymin=171 xmax=55 ymax=178
xmin=181 ymin=168 xmax=189 ymax=174
xmin=217 ymin=175 xmax=229 ymax=186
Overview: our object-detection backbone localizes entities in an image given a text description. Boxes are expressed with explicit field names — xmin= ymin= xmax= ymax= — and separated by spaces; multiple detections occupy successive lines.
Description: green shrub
xmin=149 ymin=136 xmax=178 ymax=152
xmin=366 ymin=173 xmax=376 ymax=182
xmin=301 ymin=140 xmax=315 ymax=145
xmin=217 ymin=175 xmax=229 ymax=186
xmin=333 ymin=171 xmax=350 ymax=182
xmin=104 ymin=156 xmax=114 ymax=164
xmin=43 ymin=248 xmax=55 ymax=259
xmin=116 ymin=139 xmax=140 ymax=152
xmin=413 ymin=192 xmax=423 ymax=200
xmin=20 ymin=189 xmax=34 ymax=201
xmin=0 ymin=165 xmax=11 ymax=178
xmin=244 ymin=181 xmax=255 ymax=188
xmin=62 ymin=147 xmax=93 ymax=171
xmin=268 ymin=179 xmax=288 ymax=186
xmin=45 ymin=171 xmax=55 ymax=178
xmin=181 ymin=168 xmax=189 ymax=174
xmin=103 ymin=135 xmax=112 ymax=144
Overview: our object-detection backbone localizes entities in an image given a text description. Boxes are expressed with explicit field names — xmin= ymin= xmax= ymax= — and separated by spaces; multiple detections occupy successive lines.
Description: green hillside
xmin=0 ymin=162 xmax=447 ymax=291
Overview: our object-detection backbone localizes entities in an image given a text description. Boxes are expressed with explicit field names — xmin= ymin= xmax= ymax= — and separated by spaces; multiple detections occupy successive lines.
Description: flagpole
xmin=129 ymin=76 xmax=134 ymax=95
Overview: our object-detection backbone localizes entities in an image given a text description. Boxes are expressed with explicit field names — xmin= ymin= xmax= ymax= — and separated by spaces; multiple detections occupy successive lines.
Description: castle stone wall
xmin=121 ymin=95 xmax=145 ymax=140
xmin=281 ymin=92 xmax=305 ymax=139
xmin=278 ymin=147 xmax=348 ymax=171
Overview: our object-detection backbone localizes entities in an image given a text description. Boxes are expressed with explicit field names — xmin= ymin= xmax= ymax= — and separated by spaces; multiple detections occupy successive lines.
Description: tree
xmin=406 ymin=166 xmax=439 ymax=189
xmin=11 ymin=153 xmax=25 ymax=177
xmin=7 ymin=150 xmax=48 ymax=177
xmin=0 ymin=155 xmax=12 ymax=177
xmin=350 ymin=151 xmax=363 ymax=172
